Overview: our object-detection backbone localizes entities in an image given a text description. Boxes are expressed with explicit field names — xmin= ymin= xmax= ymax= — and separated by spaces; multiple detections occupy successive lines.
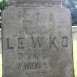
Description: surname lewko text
xmin=6 ymin=35 xmax=68 ymax=49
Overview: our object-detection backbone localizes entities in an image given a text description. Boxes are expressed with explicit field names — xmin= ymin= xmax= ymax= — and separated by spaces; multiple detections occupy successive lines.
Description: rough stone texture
xmin=11 ymin=0 xmax=62 ymax=5
xmin=2 ymin=3 xmax=74 ymax=77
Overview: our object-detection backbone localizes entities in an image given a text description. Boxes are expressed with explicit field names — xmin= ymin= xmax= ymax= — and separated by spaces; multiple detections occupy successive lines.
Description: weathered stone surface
xmin=11 ymin=0 xmax=62 ymax=5
xmin=2 ymin=3 xmax=74 ymax=77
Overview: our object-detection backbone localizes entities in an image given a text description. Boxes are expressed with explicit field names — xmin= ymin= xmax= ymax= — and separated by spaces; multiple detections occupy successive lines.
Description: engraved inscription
xmin=18 ymin=38 xmax=25 ymax=49
xmin=6 ymin=35 xmax=69 ymax=72
xmin=31 ymin=36 xmax=44 ymax=48
xmin=22 ymin=11 xmax=54 ymax=34
xmin=49 ymin=37 xmax=57 ymax=49
xmin=17 ymin=62 xmax=42 ymax=70
xmin=7 ymin=36 xmax=68 ymax=50
xmin=7 ymin=38 xmax=14 ymax=49
xmin=3 ymin=5 xmax=73 ymax=77
xmin=62 ymin=37 xmax=68 ymax=47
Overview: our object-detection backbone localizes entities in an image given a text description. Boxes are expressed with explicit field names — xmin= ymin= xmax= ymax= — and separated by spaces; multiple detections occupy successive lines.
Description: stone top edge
xmin=11 ymin=0 xmax=62 ymax=5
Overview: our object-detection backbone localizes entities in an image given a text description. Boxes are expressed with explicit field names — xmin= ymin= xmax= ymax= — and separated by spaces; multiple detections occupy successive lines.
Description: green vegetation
xmin=0 ymin=0 xmax=10 ymax=10
xmin=0 ymin=0 xmax=2 ymax=2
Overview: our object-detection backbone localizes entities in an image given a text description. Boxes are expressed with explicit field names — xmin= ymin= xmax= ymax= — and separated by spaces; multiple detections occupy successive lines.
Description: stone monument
xmin=2 ymin=0 xmax=74 ymax=77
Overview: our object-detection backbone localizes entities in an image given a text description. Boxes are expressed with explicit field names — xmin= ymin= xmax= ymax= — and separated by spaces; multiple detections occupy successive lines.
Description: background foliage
xmin=63 ymin=0 xmax=77 ymax=26
xmin=0 ymin=0 xmax=10 ymax=10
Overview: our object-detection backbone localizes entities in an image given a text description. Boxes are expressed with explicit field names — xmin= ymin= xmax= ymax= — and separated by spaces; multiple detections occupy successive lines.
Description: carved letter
xmin=24 ymin=63 xmax=30 ymax=69
xmin=18 ymin=38 xmax=25 ymax=49
xmin=7 ymin=38 xmax=13 ymax=49
xmin=49 ymin=37 xmax=57 ymax=49
xmin=18 ymin=53 xmax=24 ymax=60
xmin=31 ymin=36 xmax=44 ymax=48
xmin=17 ymin=63 xmax=22 ymax=69
xmin=62 ymin=37 xmax=68 ymax=47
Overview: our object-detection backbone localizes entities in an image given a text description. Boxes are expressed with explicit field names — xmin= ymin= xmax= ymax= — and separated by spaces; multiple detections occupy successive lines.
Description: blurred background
xmin=0 ymin=0 xmax=77 ymax=77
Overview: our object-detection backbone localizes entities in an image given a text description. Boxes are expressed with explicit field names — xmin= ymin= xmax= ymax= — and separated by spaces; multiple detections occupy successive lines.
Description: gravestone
xmin=2 ymin=0 xmax=74 ymax=77
xmin=12 ymin=0 xmax=62 ymax=5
